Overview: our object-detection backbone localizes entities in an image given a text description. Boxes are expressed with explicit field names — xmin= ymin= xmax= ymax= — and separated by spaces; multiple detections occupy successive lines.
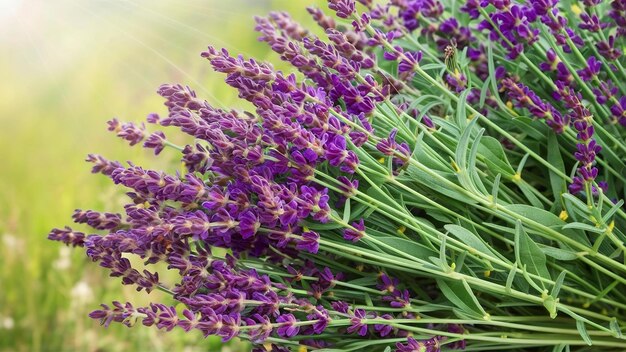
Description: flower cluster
xmin=50 ymin=0 xmax=626 ymax=351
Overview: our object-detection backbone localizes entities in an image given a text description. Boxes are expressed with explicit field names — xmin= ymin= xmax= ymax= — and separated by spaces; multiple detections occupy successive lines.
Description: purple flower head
xmin=110 ymin=119 xmax=146 ymax=146
xmin=306 ymin=306 xmax=330 ymax=334
xmin=89 ymin=302 xmax=132 ymax=328
xmin=383 ymin=289 xmax=411 ymax=308
xmin=396 ymin=336 xmax=441 ymax=352
xmin=48 ymin=226 xmax=86 ymax=247
xmin=378 ymin=274 xmax=399 ymax=293
xmin=73 ymin=209 xmax=122 ymax=230
xmin=86 ymin=154 xmax=123 ymax=176
xmin=296 ymin=231 xmax=320 ymax=254
xmin=146 ymin=112 xmax=160 ymax=124
xmin=343 ymin=218 xmax=365 ymax=242
xmin=611 ymin=96 xmax=626 ymax=125
xmin=597 ymin=36 xmax=622 ymax=61
xmin=328 ymin=0 xmax=356 ymax=19
xmin=484 ymin=0 xmax=511 ymax=10
xmin=530 ymin=0 xmax=558 ymax=16
xmin=446 ymin=324 xmax=467 ymax=349
xmin=374 ymin=314 xmax=393 ymax=337
xmin=460 ymin=0 xmax=480 ymax=19
xmin=298 ymin=185 xmax=331 ymax=222
xmin=446 ymin=71 xmax=467 ymax=93
xmin=593 ymin=80 xmax=618 ymax=105
xmin=577 ymin=56 xmax=601 ymax=82
xmin=398 ymin=51 xmax=422 ymax=74
xmin=325 ymin=134 xmax=360 ymax=173
xmin=579 ymin=13 xmax=608 ymax=32
xmin=248 ymin=314 xmax=273 ymax=343
xmin=347 ymin=309 xmax=368 ymax=336
xmin=377 ymin=129 xmax=400 ymax=155
xmin=238 ymin=209 xmax=260 ymax=239
xmin=337 ymin=176 xmax=359 ymax=198
xmin=143 ymin=131 xmax=167 ymax=155
xmin=539 ymin=48 xmax=559 ymax=71
xmin=276 ymin=314 xmax=300 ymax=338
xmin=331 ymin=301 xmax=350 ymax=313
xmin=574 ymin=140 xmax=602 ymax=166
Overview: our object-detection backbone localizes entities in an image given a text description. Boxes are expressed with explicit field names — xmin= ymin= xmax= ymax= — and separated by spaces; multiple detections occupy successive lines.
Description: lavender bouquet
xmin=49 ymin=0 xmax=626 ymax=350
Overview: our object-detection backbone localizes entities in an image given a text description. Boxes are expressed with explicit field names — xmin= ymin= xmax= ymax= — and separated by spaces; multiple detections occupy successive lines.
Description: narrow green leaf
xmin=540 ymin=246 xmax=578 ymax=261
xmin=406 ymin=166 xmax=477 ymax=204
xmin=479 ymin=76 xmax=491 ymax=108
xmin=455 ymin=251 xmax=467 ymax=272
xmin=515 ymin=221 xmax=551 ymax=287
xmin=436 ymin=278 xmax=486 ymax=318
xmin=576 ymin=319 xmax=593 ymax=345
xmin=455 ymin=115 xmax=479 ymax=172
xmin=420 ymin=63 xmax=446 ymax=71
xmin=342 ymin=198 xmax=351 ymax=224
xmin=518 ymin=181 xmax=544 ymax=209
xmin=364 ymin=293 xmax=374 ymax=307
xmin=505 ymin=264 xmax=517 ymax=293
xmin=440 ymin=234 xmax=449 ymax=270
xmin=547 ymin=133 xmax=566 ymax=199
xmin=375 ymin=236 xmax=437 ymax=259
xmin=468 ymin=128 xmax=489 ymax=195
xmin=491 ymin=173 xmax=501 ymax=205
xmin=505 ymin=204 xmax=564 ymax=228
xmin=347 ymin=277 xmax=378 ymax=287
xmin=302 ymin=220 xmax=344 ymax=231
xmin=603 ymin=199 xmax=625 ymax=223
xmin=610 ymin=318 xmax=623 ymax=338
xmin=477 ymin=137 xmax=516 ymax=177
xmin=445 ymin=224 xmax=499 ymax=260
xmin=551 ymin=271 xmax=566 ymax=298
xmin=455 ymin=89 xmax=472 ymax=130
xmin=562 ymin=193 xmax=592 ymax=217
xmin=516 ymin=153 xmax=530 ymax=176
xmin=562 ymin=222 xmax=605 ymax=234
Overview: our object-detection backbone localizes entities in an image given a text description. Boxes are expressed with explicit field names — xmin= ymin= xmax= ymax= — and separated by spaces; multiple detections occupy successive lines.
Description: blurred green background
xmin=0 ymin=0 xmax=322 ymax=351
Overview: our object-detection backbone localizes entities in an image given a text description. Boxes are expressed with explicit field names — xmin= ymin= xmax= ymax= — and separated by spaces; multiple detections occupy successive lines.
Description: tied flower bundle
xmin=49 ymin=0 xmax=626 ymax=350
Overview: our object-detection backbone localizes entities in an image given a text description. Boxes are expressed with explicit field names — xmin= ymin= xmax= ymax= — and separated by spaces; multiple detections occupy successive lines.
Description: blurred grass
xmin=0 ymin=0 xmax=322 ymax=351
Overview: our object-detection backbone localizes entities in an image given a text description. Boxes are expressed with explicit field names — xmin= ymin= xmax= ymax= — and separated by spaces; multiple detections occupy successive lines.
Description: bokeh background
xmin=0 ymin=1 xmax=322 ymax=350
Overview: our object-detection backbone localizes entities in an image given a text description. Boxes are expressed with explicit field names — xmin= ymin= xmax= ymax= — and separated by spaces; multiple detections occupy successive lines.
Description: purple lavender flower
xmin=328 ymin=0 xmax=356 ymax=19
xmin=73 ymin=210 xmax=122 ymax=230
xmin=398 ymin=51 xmax=422 ymax=74
xmin=143 ymin=131 xmax=167 ymax=155
xmin=610 ymin=96 xmax=626 ymax=126
xmin=86 ymin=154 xmax=123 ymax=176
xmin=276 ymin=314 xmax=300 ymax=338
xmin=238 ymin=209 xmax=260 ymax=239
xmin=576 ymin=56 xmax=601 ymax=82
xmin=347 ymin=309 xmax=368 ymax=336
xmin=343 ymin=218 xmax=365 ymax=242
xmin=109 ymin=119 xmax=146 ymax=146
xmin=374 ymin=314 xmax=393 ymax=337
xmin=48 ymin=226 xmax=86 ymax=247
xmin=539 ymin=48 xmax=559 ymax=71
xmin=396 ymin=336 xmax=441 ymax=352
xmin=306 ymin=306 xmax=330 ymax=334
xmin=295 ymin=231 xmax=320 ymax=254
xmin=579 ymin=13 xmax=609 ymax=32
xmin=597 ymin=36 xmax=622 ymax=60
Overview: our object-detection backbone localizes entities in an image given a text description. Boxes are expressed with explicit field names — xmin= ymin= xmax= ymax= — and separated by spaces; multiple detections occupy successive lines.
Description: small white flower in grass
xmin=1 ymin=316 xmax=14 ymax=330
xmin=71 ymin=281 xmax=93 ymax=305
xmin=53 ymin=246 xmax=72 ymax=270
